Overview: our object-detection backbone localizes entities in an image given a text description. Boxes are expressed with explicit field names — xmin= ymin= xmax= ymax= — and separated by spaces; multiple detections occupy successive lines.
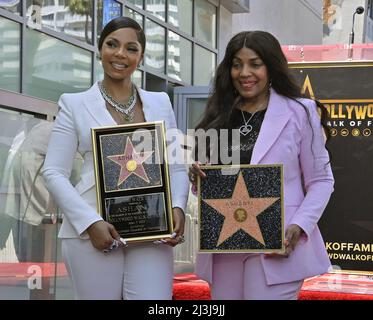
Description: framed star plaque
xmin=91 ymin=121 xmax=174 ymax=243
xmin=198 ymin=164 xmax=285 ymax=253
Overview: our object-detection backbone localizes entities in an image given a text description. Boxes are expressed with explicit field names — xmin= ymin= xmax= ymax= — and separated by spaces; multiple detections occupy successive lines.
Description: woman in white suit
xmin=42 ymin=17 xmax=189 ymax=300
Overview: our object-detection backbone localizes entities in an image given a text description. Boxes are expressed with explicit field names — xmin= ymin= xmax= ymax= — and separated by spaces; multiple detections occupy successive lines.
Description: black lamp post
xmin=348 ymin=6 xmax=365 ymax=60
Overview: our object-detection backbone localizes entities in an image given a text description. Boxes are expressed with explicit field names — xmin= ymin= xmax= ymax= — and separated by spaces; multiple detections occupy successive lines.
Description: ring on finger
xmin=102 ymin=239 xmax=118 ymax=253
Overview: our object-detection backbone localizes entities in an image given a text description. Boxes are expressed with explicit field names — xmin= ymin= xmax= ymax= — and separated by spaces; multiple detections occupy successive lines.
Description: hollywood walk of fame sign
xmin=91 ymin=121 xmax=174 ymax=243
xmin=198 ymin=165 xmax=285 ymax=253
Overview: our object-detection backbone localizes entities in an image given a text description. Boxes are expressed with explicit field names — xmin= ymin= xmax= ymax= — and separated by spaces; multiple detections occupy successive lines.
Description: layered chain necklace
xmin=239 ymin=100 xmax=268 ymax=136
xmin=98 ymin=81 xmax=137 ymax=122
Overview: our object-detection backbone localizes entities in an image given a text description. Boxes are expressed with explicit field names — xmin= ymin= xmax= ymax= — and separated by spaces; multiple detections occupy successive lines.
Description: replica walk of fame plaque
xmin=198 ymin=165 xmax=285 ymax=253
xmin=91 ymin=121 xmax=174 ymax=243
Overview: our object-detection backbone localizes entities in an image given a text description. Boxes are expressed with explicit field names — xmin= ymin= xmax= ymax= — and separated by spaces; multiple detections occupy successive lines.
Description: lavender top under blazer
xmin=42 ymin=82 xmax=189 ymax=239
xmin=195 ymin=88 xmax=334 ymax=286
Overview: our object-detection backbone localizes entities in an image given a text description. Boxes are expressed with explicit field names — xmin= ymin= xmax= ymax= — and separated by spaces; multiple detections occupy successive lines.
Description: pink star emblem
xmin=107 ymin=137 xmax=153 ymax=186
xmin=204 ymin=171 xmax=279 ymax=246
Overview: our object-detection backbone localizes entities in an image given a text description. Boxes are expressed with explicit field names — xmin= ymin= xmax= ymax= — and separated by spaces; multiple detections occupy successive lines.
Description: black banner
xmin=290 ymin=62 xmax=373 ymax=273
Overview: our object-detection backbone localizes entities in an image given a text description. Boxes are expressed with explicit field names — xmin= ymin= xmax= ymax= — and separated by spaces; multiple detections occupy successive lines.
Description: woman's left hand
xmin=284 ymin=224 xmax=303 ymax=256
xmin=264 ymin=224 xmax=303 ymax=259
xmin=155 ymin=207 xmax=185 ymax=247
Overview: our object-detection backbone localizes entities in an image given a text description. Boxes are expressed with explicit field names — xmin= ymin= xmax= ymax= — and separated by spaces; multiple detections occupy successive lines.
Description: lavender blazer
xmin=195 ymin=89 xmax=334 ymax=285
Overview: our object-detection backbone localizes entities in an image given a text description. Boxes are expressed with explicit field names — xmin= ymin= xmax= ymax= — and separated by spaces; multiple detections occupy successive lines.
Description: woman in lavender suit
xmin=189 ymin=31 xmax=334 ymax=300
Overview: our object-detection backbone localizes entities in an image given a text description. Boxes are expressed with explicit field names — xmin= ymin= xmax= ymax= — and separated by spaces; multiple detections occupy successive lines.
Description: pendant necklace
xmin=239 ymin=101 xmax=267 ymax=136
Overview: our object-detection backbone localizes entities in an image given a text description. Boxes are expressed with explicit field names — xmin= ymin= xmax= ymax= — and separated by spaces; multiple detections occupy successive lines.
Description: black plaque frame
xmin=198 ymin=164 xmax=285 ymax=253
xmin=91 ymin=121 xmax=174 ymax=243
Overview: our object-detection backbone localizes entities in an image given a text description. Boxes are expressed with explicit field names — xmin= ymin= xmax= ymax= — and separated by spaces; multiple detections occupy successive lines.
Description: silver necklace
xmin=239 ymin=102 xmax=267 ymax=136
xmin=98 ymin=81 xmax=137 ymax=122
xmin=239 ymin=111 xmax=257 ymax=136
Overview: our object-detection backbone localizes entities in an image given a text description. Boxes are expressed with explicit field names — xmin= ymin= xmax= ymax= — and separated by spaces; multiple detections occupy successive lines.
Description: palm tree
xmin=67 ymin=0 xmax=94 ymax=43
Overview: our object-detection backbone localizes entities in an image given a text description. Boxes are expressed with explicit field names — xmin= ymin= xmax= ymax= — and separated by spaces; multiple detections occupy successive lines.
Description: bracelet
xmin=191 ymin=184 xmax=197 ymax=196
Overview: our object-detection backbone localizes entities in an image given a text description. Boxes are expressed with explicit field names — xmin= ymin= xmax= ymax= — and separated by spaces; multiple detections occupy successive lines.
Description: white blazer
xmin=42 ymin=82 xmax=189 ymax=239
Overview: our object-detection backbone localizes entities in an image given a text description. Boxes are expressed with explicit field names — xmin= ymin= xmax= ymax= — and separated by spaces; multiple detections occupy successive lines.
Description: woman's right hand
xmin=188 ymin=162 xmax=206 ymax=188
xmin=86 ymin=221 xmax=120 ymax=251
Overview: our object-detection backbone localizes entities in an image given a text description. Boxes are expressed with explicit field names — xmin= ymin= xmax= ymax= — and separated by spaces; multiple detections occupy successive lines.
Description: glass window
xmin=124 ymin=6 xmax=144 ymax=27
xmin=97 ymin=0 xmax=122 ymax=44
xmin=193 ymin=45 xmax=216 ymax=86
xmin=168 ymin=31 xmax=192 ymax=84
xmin=132 ymin=69 xmax=143 ymax=88
xmin=145 ymin=19 xmax=165 ymax=74
xmin=0 ymin=109 xmax=61 ymax=300
xmin=127 ymin=0 xmax=143 ymax=9
xmin=95 ymin=55 xmax=104 ymax=82
xmin=25 ymin=0 xmax=93 ymax=44
xmin=24 ymin=29 xmax=92 ymax=102
xmin=0 ymin=106 xmax=81 ymax=300
xmin=0 ymin=0 xmax=21 ymax=15
xmin=145 ymin=73 xmax=166 ymax=91
xmin=168 ymin=0 xmax=192 ymax=35
xmin=194 ymin=0 xmax=216 ymax=48
xmin=187 ymin=98 xmax=207 ymax=130
xmin=0 ymin=17 xmax=20 ymax=93
xmin=146 ymin=0 xmax=165 ymax=21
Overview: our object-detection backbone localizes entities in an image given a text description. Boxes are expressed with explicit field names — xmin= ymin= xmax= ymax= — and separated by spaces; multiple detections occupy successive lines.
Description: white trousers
xmin=211 ymin=253 xmax=303 ymax=300
xmin=61 ymin=238 xmax=174 ymax=300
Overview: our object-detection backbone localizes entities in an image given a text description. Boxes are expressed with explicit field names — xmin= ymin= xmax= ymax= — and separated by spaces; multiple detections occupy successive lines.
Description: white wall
xmin=231 ymin=0 xmax=323 ymax=45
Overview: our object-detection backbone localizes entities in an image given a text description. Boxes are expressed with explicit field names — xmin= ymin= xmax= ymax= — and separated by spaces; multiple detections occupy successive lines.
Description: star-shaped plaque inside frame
xmin=198 ymin=165 xmax=284 ymax=253
xmin=107 ymin=137 xmax=153 ymax=186
xmin=100 ymin=130 xmax=162 ymax=192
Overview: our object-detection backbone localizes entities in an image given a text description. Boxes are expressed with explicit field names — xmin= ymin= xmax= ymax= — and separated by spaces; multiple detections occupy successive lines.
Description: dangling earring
xmin=268 ymin=79 xmax=272 ymax=94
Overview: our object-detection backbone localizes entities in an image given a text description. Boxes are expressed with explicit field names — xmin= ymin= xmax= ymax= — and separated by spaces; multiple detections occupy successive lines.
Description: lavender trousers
xmin=210 ymin=253 xmax=303 ymax=300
